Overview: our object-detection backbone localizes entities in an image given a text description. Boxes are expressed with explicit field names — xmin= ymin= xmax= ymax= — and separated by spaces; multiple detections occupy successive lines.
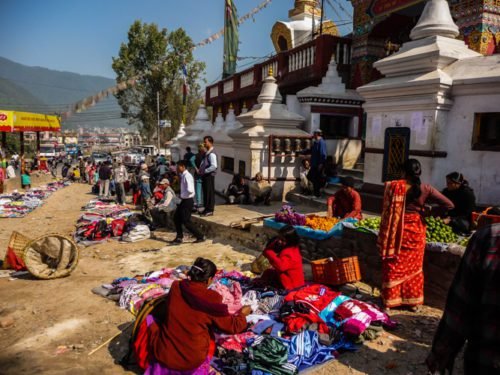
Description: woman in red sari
xmin=378 ymin=159 xmax=454 ymax=310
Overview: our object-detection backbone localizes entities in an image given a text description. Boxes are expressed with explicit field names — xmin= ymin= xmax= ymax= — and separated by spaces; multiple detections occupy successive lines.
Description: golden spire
xmin=217 ymin=107 xmax=222 ymax=113
xmin=229 ymin=103 xmax=234 ymax=109
xmin=268 ymin=65 xmax=274 ymax=77
xmin=289 ymin=0 xmax=321 ymax=18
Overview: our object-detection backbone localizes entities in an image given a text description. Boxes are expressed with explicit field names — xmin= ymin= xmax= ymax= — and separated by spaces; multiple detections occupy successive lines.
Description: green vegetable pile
xmin=458 ymin=237 xmax=469 ymax=247
xmin=425 ymin=217 xmax=458 ymax=243
xmin=355 ymin=217 xmax=381 ymax=231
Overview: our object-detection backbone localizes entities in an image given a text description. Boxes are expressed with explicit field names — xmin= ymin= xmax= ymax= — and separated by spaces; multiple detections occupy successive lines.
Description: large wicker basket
xmin=311 ymin=256 xmax=361 ymax=286
xmin=2 ymin=231 xmax=31 ymax=270
xmin=23 ymin=234 xmax=79 ymax=279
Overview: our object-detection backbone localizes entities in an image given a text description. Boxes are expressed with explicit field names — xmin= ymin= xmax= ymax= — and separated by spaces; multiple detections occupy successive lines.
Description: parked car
xmin=123 ymin=149 xmax=145 ymax=167
xmin=90 ymin=152 xmax=110 ymax=164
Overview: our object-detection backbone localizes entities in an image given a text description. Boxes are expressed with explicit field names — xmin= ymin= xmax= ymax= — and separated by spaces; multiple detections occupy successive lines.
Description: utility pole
xmin=156 ymin=91 xmax=160 ymax=154
xmin=319 ymin=0 xmax=325 ymax=36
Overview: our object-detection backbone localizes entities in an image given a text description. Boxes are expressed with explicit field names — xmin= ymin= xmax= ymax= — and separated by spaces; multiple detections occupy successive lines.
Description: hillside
xmin=0 ymin=56 xmax=128 ymax=128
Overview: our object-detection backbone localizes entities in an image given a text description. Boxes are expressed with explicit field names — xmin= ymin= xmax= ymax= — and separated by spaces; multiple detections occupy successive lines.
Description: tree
xmin=112 ymin=21 xmax=205 ymax=142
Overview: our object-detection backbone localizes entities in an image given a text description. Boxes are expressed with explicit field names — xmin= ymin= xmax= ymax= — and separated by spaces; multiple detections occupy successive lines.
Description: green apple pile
xmin=355 ymin=217 xmax=381 ymax=231
xmin=425 ymin=217 xmax=458 ymax=243
xmin=458 ymin=237 xmax=470 ymax=247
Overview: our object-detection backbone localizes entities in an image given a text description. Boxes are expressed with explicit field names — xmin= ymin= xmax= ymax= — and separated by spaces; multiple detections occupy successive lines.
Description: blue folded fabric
xmin=251 ymin=319 xmax=285 ymax=337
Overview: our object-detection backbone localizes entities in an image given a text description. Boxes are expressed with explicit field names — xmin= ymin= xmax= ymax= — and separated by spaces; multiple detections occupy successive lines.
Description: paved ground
xmin=0 ymin=183 xmax=464 ymax=374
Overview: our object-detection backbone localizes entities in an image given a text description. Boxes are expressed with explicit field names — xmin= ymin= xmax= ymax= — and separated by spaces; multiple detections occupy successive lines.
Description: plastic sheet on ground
xmin=264 ymin=217 xmax=358 ymax=240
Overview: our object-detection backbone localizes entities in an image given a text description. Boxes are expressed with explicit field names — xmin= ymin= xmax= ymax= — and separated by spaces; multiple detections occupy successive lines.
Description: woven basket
xmin=23 ymin=234 xmax=79 ymax=279
xmin=2 ymin=231 xmax=31 ymax=270
xmin=311 ymin=256 xmax=362 ymax=286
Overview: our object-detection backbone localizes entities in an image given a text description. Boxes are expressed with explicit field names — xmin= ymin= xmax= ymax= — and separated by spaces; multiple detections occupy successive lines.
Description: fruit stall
xmin=264 ymin=205 xmax=357 ymax=240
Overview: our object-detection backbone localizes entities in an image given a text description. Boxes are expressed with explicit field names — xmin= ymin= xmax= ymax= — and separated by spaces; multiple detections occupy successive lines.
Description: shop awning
xmin=0 ymin=110 xmax=61 ymax=132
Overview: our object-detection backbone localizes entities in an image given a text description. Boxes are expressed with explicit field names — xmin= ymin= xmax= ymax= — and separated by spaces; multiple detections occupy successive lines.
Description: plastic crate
xmin=311 ymin=256 xmax=362 ymax=286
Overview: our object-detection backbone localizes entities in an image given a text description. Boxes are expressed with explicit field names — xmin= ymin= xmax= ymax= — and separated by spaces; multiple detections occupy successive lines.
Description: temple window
xmin=472 ymin=112 xmax=500 ymax=151
xmin=320 ymin=114 xmax=353 ymax=139
xmin=221 ymin=156 xmax=235 ymax=173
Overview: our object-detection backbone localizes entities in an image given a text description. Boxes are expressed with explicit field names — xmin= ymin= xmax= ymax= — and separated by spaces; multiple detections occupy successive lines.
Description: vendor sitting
xmin=249 ymin=172 xmax=272 ymax=206
xmin=150 ymin=179 xmax=177 ymax=228
xmin=326 ymin=176 xmax=362 ymax=220
xmin=258 ymin=225 xmax=305 ymax=290
xmin=71 ymin=166 xmax=81 ymax=182
xmin=225 ymin=173 xmax=249 ymax=204
xmin=442 ymin=172 xmax=476 ymax=234
xmin=147 ymin=258 xmax=251 ymax=374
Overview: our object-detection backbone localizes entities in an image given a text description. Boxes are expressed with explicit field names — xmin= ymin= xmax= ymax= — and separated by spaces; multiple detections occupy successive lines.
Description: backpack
xmin=112 ymin=219 xmax=127 ymax=237
xmin=121 ymin=294 xmax=168 ymax=370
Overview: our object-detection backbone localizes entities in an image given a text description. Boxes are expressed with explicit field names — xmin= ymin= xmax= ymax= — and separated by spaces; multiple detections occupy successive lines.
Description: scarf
xmin=179 ymin=280 xmax=229 ymax=317
xmin=377 ymin=180 xmax=406 ymax=259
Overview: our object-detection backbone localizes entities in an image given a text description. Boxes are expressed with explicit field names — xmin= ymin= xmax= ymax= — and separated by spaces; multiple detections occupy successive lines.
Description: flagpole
xmin=157 ymin=91 xmax=160 ymax=153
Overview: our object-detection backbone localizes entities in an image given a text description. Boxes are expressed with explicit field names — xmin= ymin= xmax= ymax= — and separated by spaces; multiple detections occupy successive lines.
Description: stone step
xmin=341 ymin=168 xmax=364 ymax=179
xmin=287 ymin=188 xmax=383 ymax=214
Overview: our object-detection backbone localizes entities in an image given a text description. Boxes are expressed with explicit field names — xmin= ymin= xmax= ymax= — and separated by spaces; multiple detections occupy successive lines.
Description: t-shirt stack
xmin=74 ymin=199 xmax=146 ymax=246
xmin=95 ymin=268 xmax=396 ymax=374
xmin=0 ymin=181 xmax=70 ymax=218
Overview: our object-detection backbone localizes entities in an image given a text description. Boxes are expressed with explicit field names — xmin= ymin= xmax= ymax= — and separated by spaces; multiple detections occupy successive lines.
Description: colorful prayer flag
xmin=223 ymin=0 xmax=239 ymax=78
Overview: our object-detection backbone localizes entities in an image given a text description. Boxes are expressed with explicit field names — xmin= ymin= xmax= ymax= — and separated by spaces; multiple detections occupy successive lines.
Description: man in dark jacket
xmin=302 ymin=130 xmax=327 ymax=197
xmin=98 ymin=161 xmax=112 ymax=197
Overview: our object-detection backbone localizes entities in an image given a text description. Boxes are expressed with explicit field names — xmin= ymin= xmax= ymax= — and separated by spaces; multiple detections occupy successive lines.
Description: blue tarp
xmin=264 ymin=217 xmax=358 ymax=240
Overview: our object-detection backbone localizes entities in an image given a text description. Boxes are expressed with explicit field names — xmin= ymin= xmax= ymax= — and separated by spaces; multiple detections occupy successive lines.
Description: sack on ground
xmin=122 ymin=225 xmax=150 ymax=243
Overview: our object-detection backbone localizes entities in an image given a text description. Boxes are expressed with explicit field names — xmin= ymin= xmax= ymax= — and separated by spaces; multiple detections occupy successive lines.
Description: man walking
xmin=114 ymin=158 xmax=128 ymax=205
xmin=303 ymin=130 xmax=327 ymax=197
xmin=199 ymin=136 xmax=217 ymax=216
xmin=171 ymin=160 xmax=205 ymax=244
xmin=98 ymin=161 xmax=112 ymax=197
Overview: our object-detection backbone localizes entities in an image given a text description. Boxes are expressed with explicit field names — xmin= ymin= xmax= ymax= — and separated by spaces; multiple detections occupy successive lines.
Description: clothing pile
xmin=74 ymin=198 xmax=149 ymax=246
xmin=95 ymin=268 xmax=396 ymax=373
xmin=0 ymin=181 xmax=70 ymax=218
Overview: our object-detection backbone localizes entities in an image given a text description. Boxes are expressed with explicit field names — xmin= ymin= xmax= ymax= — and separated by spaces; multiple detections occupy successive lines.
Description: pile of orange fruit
xmin=305 ymin=215 xmax=340 ymax=231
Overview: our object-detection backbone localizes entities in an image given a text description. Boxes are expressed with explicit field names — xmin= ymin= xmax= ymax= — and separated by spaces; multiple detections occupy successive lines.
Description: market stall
xmin=0 ymin=109 xmax=61 ymax=160
xmin=94 ymin=268 xmax=396 ymax=373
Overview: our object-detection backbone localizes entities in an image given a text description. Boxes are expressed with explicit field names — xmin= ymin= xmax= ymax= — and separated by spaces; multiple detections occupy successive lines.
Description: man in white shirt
xmin=6 ymin=162 xmax=16 ymax=179
xmin=113 ymin=158 xmax=129 ymax=205
xmin=199 ymin=135 xmax=217 ymax=216
xmin=171 ymin=160 xmax=205 ymax=244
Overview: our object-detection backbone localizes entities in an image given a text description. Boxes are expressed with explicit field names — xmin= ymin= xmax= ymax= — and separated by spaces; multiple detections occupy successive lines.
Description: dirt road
xmin=0 ymin=184 xmax=463 ymax=374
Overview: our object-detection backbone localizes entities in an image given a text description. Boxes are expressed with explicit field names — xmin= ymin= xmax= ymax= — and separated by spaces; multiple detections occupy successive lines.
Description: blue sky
xmin=0 ymin=0 xmax=353 ymax=85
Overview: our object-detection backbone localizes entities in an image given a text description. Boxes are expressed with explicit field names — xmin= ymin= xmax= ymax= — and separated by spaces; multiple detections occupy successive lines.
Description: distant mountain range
xmin=0 ymin=56 xmax=129 ymax=129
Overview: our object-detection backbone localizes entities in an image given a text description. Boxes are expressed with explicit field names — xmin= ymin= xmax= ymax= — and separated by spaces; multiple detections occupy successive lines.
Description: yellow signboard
xmin=0 ymin=110 xmax=61 ymax=132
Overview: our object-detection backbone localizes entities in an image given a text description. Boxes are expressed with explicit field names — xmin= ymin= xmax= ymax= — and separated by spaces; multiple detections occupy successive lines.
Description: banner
xmin=0 ymin=110 xmax=61 ymax=132
xmin=223 ymin=0 xmax=239 ymax=78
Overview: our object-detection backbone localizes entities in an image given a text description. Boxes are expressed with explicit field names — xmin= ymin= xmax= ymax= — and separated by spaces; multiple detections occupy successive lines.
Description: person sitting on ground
xmin=0 ymin=165 xmax=4 ymax=194
xmin=324 ymin=155 xmax=339 ymax=182
xmin=299 ymin=159 xmax=313 ymax=195
xmin=21 ymin=169 xmax=31 ymax=189
xmin=255 ymin=225 xmax=305 ymax=290
xmin=249 ymin=172 xmax=272 ymax=205
xmin=426 ymin=224 xmax=500 ymax=374
xmin=442 ymin=171 xmax=476 ymax=235
xmin=71 ymin=166 xmax=81 ymax=182
xmin=146 ymin=258 xmax=251 ymax=374
xmin=150 ymin=179 xmax=178 ymax=229
xmin=6 ymin=162 xmax=16 ymax=179
xmin=61 ymin=163 xmax=70 ymax=179
xmin=326 ymin=176 xmax=363 ymax=220
xmin=225 ymin=173 xmax=249 ymax=204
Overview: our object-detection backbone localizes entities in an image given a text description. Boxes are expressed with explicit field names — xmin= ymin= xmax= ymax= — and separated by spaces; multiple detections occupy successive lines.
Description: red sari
xmin=378 ymin=180 xmax=426 ymax=308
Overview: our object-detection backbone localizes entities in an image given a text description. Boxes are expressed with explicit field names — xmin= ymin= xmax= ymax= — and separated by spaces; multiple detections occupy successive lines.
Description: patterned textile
xmin=248 ymin=336 xmax=298 ymax=375
xmin=217 ymin=331 xmax=256 ymax=353
xmin=211 ymin=280 xmax=243 ymax=314
xmin=377 ymin=180 xmax=407 ymax=259
xmin=382 ymin=213 xmax=427 ymax=308
xmin=145 ymin=355 xmax=213 ymax=375
xmin=429 ymin=224 xmax=500 ymax=373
